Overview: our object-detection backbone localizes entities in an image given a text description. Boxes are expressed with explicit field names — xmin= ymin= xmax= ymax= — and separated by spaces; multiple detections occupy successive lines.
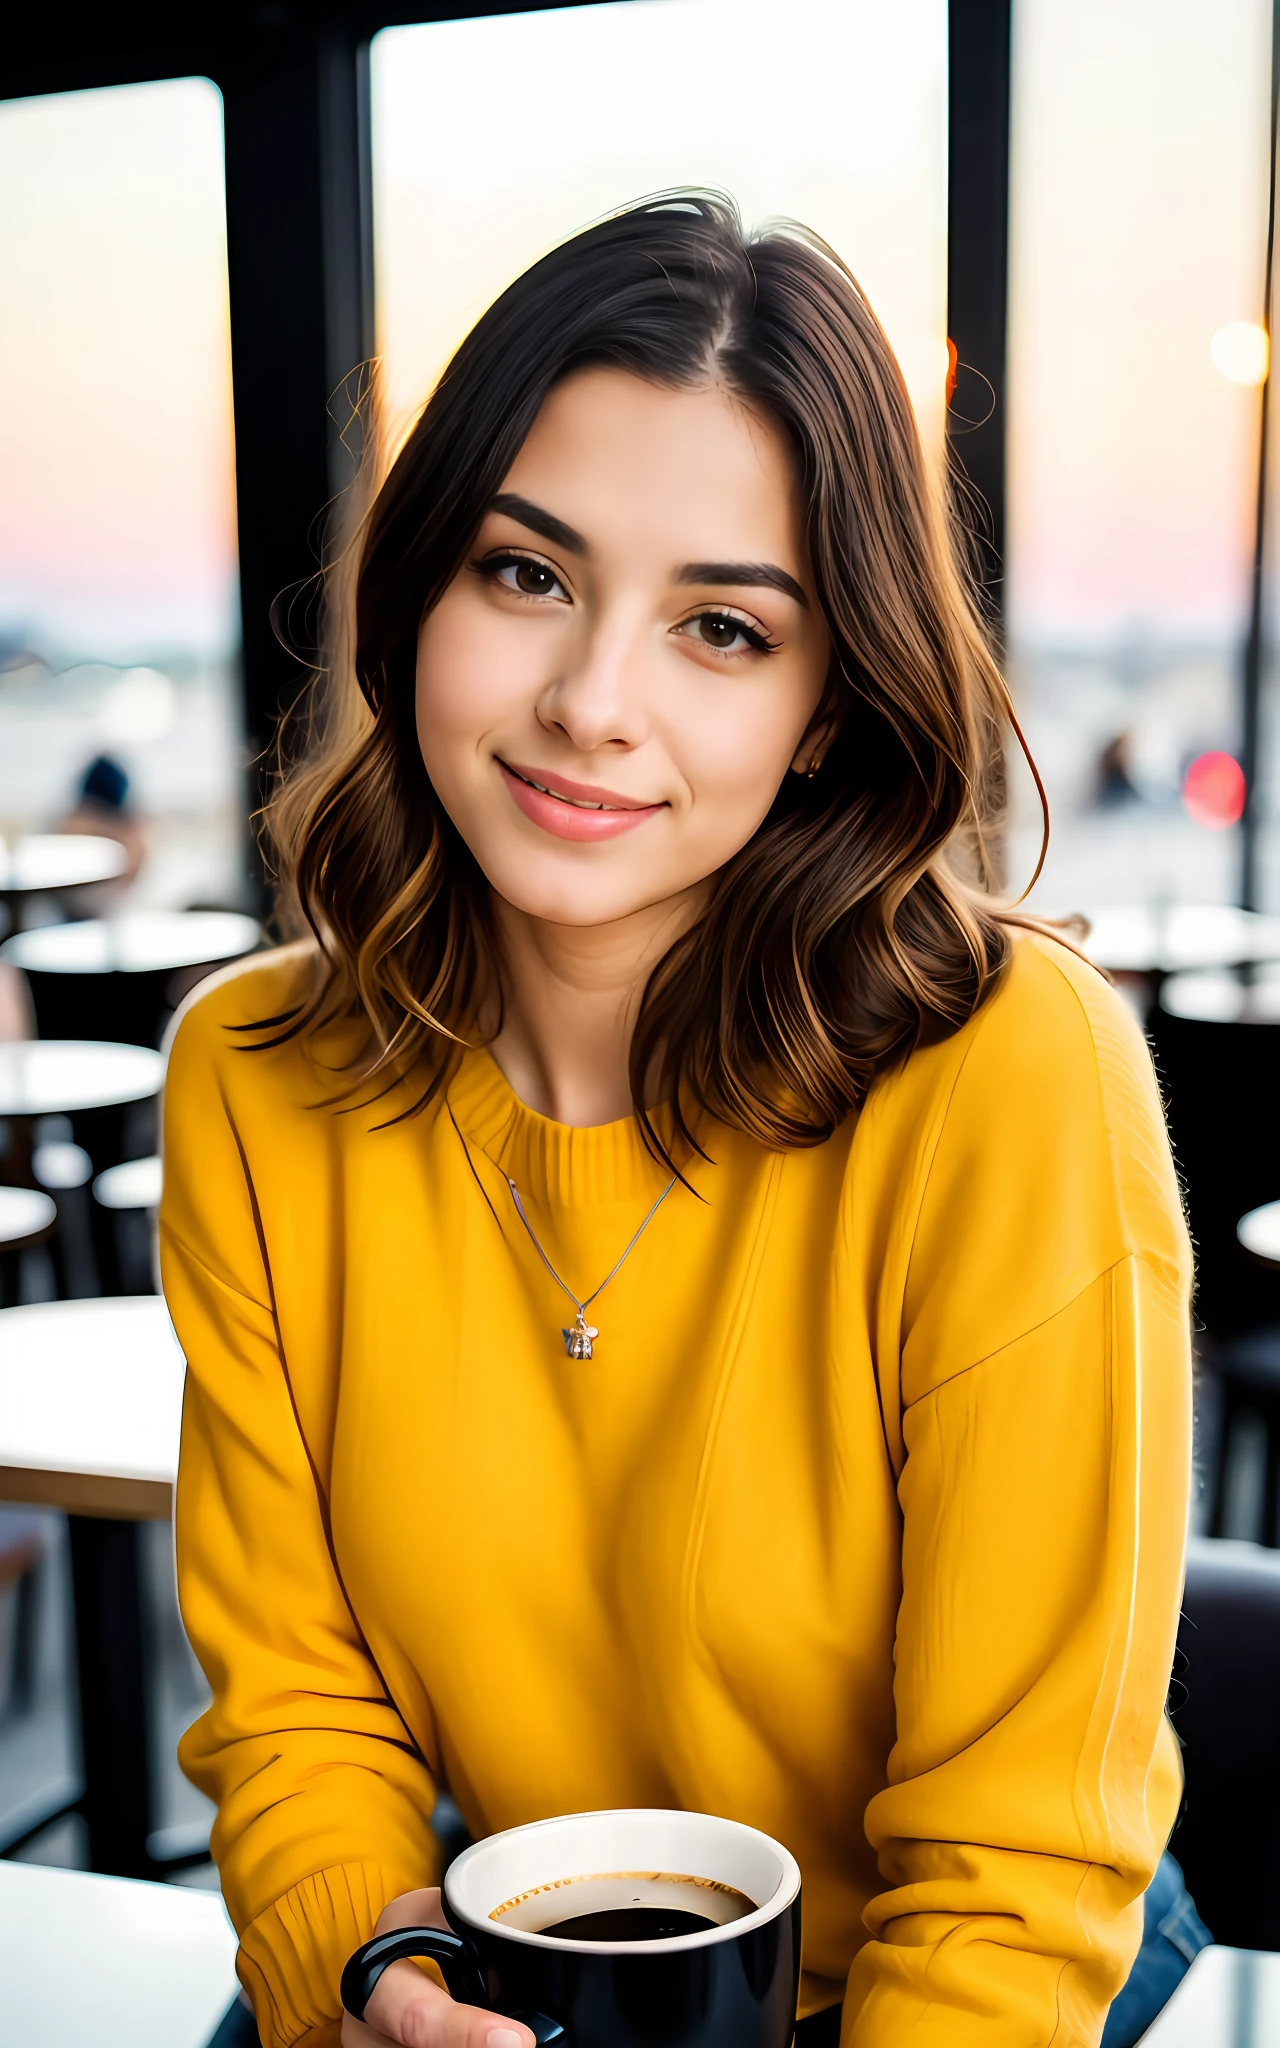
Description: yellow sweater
xmin=161 ymin=931 xmax=1191 ymax=2048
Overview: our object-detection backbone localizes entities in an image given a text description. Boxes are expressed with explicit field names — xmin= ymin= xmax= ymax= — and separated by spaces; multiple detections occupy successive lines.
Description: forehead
xmin=498 ymin=366 xmax=805 ymax=567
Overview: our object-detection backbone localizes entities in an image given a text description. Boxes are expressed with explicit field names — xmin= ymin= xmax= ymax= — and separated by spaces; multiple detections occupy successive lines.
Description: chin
xmin=482 ymin=848 xmax=675 ymax=929
xmin=496 ymin=879 xmax=661 ymax=928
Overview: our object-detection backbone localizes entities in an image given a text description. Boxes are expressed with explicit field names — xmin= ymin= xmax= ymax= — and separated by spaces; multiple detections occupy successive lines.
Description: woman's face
xmin=415 ymin=366 xmax=832 ymax=930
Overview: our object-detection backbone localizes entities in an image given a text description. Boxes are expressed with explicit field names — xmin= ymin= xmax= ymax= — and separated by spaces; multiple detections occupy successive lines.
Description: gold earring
xmin=806 ymin=758 xmax=821 ymax=778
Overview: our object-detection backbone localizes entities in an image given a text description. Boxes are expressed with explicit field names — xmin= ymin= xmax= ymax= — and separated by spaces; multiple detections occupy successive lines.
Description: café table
xmin=1079 ymin=903 xmax=1280 ymax=979
xmin=0 ymin=1184 xmax=57 ymax=1244
xmin=0 ymin=833 xmax=127 ymax=936
xmin=0 ymin=1038 xmax=164 ymax=1122
xmin=0 ymin=1040 xmax=164 ymax=1291
xmin=1 ymin=910 xmax=260 ymax=1048
xmin=0 ymin=1859 xmax=237 ymax=2048
xmin=1239 ymin=1201 xmax=1280 ymax=1270
xmin=0 ymin=1296 xmax=190 ymax=1879
xmin=1160 ymin=966 xmax=1280 ymax=1025
xmin=95 ymin=1152 xmax=163 ymax=1212
xmin=1142 ymin=1942 xmax=1280 ymax=2044
xmin=0 ymin=1185 xmax=58 ymax=1306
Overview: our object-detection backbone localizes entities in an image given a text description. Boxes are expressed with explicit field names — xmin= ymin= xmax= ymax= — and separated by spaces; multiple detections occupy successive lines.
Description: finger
xmin=342 ymin=2009 xmax=398 ymax=2048
xmin=365 ymin=1961 xmax=534 ymax=2048
xmin=373 ymin=1886 xmax=450 ymax=1936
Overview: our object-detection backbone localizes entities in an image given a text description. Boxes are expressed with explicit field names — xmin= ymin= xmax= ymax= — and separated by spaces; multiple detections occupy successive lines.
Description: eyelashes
xmin=472 ymin=549 xmax=781 ymax=660
xmin=673 ymin=611 xmax=779 ymax=657
xmin=474 ymin=551 xmax=570 ymax=602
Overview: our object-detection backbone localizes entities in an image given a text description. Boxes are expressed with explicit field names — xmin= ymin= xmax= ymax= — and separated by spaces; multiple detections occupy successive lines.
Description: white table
xmin=0 ymin=1296 xmax=182 ymax=1519
xmin=1143 ymin=1944 xmax=1280 ymax=2043
xmin=1161 ymin=968 xmax=1280 ymax=1025
xmin=0 ymin=1042 xmax=165 ymax=1292
xmin=1239 ymin=1201 xmax=1280 ymax=1269
xmin=1080 ymin=904 xmax=1280 ymax=976
xmin=95 ymin=1153 xmax=163 ymax=1212
xmin=0 ymin=1860 xmax=237 ymax=2048
xmin=0 ymin=1039 xmax=164 ymax=1119
xmin=1 ymin=910 xmax=260 ymax=976
xmin=0 ymin=1187 xmax=56 ymax=1246
xmin=0 ymin=1299 xmax=186 ymax=1880
xmin=0 ymin=835 xmax=128 ymax=936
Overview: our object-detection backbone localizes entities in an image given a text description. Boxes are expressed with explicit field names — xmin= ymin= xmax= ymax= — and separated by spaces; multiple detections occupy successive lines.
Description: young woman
xmin=161 ymin=195 xmax=1193 ymax=2048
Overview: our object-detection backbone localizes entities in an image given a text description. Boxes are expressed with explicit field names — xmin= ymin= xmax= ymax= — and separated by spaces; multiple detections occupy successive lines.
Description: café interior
xmin=2 ymin=2 xmax=1280 ymax=2043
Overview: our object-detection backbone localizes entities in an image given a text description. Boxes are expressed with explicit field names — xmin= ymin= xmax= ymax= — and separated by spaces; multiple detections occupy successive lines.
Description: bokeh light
xmin=1210 ymin=319 xmax=1270 ymax=386
xmin=1182 ymin=749 xmax=1246 ymax=827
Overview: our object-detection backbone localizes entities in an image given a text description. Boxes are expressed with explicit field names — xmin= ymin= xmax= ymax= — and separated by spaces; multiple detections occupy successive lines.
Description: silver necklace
xmin=446 ymin=1100 xmax=677 ymax=1359
xmin=506 ymin=1174 xmax=677 ymax=1359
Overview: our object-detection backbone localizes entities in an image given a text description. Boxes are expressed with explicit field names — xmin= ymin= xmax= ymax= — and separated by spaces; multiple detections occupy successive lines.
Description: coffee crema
xmin=489 ymin=1871 xmax=757 ymax=1942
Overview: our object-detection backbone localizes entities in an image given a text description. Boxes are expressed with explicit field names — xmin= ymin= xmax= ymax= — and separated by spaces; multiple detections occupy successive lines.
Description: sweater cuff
xmin=236 ymin=1860 xmax=424 ymax=2048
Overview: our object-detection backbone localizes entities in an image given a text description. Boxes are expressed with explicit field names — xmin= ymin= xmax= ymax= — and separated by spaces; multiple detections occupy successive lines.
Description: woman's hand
xmin=340 ymin=1888 xmax=534 ymax=2048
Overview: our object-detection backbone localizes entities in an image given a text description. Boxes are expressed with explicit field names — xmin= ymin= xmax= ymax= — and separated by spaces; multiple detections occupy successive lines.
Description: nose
xmin=536 ymin=608 xmax=650 ymax=754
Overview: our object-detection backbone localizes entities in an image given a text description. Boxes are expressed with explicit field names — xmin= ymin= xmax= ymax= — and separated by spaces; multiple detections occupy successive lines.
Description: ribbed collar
xmin=445 ymin=1046 xmax=683 ymax=1208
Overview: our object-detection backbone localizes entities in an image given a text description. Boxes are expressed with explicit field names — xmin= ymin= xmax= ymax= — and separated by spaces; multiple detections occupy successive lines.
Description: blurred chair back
xmin=1149 ymin=971 xmax=1280 ymax=1340
xmin=1173 ymin=1535 xmax=1280 ymax=1947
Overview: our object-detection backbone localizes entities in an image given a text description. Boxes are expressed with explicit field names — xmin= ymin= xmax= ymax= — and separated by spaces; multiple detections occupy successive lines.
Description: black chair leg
xmin=10 ymin=1556 xmax=40 ymax=1714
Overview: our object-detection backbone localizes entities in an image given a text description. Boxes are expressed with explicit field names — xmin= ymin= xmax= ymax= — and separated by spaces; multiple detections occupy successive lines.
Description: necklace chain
xmin=505 ymin=1174 xmax=677 ymax=1359
xmin=446 ymin=1099 xmax=677 ymax=1360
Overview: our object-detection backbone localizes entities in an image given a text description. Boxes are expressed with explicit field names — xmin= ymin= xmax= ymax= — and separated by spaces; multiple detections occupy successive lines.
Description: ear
xmin=789 ymin=694 xmax=844 ymax=778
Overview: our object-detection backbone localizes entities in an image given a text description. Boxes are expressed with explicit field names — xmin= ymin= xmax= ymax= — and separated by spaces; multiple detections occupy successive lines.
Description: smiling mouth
xmin=498 ymin=760 xmax=662 ymax=813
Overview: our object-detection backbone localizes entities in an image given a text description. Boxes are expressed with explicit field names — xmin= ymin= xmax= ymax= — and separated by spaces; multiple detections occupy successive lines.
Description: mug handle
xmin=339 ymin=1926 xmax=565 ymax=2045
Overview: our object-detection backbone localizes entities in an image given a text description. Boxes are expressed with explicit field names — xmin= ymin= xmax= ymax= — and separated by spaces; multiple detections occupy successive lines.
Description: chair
xmin=0 ymin=1508 xmax=45 ymax=1718
xmin=1171 ymin=1534 xmax=1280 ymax=1948
xmin=93 ymin=1155 xmax=162 ymax=1296
xmin=1148 ymin=975 xmax=1280 ymax=1342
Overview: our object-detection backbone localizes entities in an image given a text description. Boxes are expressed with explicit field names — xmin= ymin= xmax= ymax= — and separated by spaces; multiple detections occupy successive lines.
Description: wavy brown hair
xmin=262 ymin=191 xmax=1045 ymax=1153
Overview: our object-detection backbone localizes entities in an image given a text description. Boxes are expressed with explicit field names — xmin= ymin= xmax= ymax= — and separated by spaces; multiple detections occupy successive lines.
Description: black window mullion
xmin=946 ymin=0 xmax=1013 ymax=626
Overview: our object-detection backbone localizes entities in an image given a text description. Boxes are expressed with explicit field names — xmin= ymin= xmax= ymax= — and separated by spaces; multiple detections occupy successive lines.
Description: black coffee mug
xmin=341 ymin=1807 xmax=802 ymax=2048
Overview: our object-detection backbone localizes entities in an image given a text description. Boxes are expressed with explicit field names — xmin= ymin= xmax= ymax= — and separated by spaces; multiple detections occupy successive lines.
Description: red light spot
xmin=945 ymin=337 xmax=958 ymax=408
xmin=1182 ymin=751 xmax=1245 ymax=828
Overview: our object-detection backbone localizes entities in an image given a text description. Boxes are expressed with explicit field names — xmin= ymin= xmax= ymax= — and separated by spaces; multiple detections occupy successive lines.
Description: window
xmin=372 ymin=0 xmax=949 ymax=456
xmin=1005 ymin=0 xmax=1273 ymax=912
xmin=0 ymin=78 xmax=241 ymax=909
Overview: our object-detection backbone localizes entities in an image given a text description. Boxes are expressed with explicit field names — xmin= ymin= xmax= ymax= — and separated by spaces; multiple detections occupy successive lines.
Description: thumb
xmin=362 ymin=1957 xmax=536 ymax=2048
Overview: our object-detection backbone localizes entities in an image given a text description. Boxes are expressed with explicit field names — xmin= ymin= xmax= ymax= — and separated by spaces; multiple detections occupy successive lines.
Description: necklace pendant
xmin=562 ymin=1313 xmax=599 ymax=1360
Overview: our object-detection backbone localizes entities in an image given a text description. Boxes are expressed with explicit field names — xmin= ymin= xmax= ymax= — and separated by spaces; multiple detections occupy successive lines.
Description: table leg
xmin=67 ymin=1514 xmax=154 ymax=1877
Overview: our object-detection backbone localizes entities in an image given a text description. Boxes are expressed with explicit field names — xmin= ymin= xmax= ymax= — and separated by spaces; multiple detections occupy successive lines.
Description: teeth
xmin=520 ymin=770 xmax=619 ymax=811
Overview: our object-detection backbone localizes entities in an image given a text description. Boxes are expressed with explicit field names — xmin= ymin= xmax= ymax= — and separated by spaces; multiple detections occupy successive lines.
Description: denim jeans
xmin=1101 ymin=1852 xmax=1213 ymax=2048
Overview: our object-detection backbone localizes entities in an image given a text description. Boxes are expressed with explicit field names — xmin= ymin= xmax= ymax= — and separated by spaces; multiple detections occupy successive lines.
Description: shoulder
xmin=883 ymin=928 xmax=1190 ymax=1342
xmin=163 ymin=941 xmax=319 ymax=1080
xmin=942 ymin=926 xmax=1159 ymax=1127
xmin=161 ymin=941 xmax=375 ymax=1141
xmin=924 ymin=927 xmax=1175 ymax=1204
xmin=870 ymin=926 xmax=1156 ymax=1138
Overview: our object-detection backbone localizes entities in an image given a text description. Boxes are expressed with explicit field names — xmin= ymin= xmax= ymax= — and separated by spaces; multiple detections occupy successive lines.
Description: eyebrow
xmin=489 ymin=494 xmax=809 ymax=610
xmin=490 ymin=492 xmax=588 ymax=556
xmin=677 ymin=561 xmax=809 ymax=609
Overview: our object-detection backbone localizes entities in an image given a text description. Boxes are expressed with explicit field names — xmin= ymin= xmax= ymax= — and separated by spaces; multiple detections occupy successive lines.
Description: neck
xmin=484 ymin=887 xmax=703 ymax=1127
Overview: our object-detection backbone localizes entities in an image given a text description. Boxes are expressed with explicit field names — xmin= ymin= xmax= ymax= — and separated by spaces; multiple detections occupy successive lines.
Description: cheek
xmin=667 ymin=673 xmax=813 ymax=815
xmin=415 ymin=595 xmax=542 ymax=747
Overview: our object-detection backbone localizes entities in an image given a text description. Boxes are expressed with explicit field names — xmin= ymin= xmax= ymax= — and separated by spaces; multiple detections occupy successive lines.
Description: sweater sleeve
xmin=160 ymin=984 xmax=440 ymax=2048
xmin=845 ymin=940 xmax=1192 ymax=2047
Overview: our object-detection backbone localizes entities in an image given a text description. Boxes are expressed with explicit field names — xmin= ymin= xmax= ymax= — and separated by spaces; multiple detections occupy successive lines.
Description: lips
xmin=497 ymin=759 xmax=667 ymax=843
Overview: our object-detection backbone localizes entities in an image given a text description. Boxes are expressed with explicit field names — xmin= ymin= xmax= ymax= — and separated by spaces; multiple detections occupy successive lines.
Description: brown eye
xmin=480 ymin=552 xmax=569 ymax=602
xmin=675 ymin=609 xmax=774 ymax=657
xmin=513 ymin=559 xmax=557 ymax=596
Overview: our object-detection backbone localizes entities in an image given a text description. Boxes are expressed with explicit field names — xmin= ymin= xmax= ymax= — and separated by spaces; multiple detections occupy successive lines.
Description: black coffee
xmin=542 ymin=1906 xmax=719 ymax=1942
xmin=491 ymin=1871 xmax=757 ymax=1940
